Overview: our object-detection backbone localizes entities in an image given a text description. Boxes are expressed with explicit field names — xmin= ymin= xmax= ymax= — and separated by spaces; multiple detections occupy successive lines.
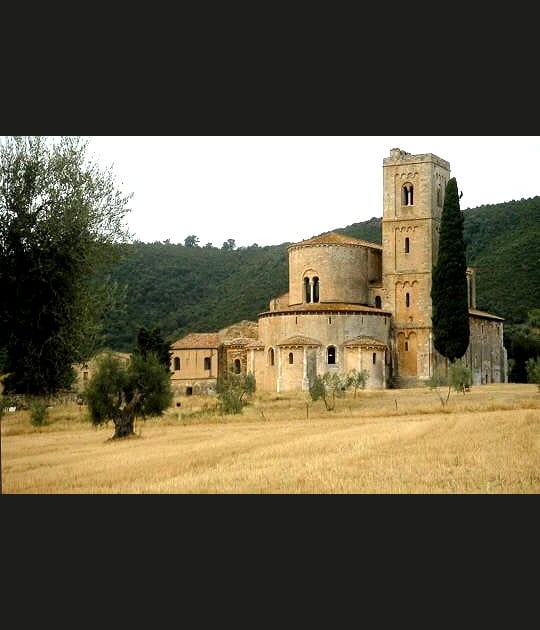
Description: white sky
xmin=85 ymin=136 xmax=540 ymax=247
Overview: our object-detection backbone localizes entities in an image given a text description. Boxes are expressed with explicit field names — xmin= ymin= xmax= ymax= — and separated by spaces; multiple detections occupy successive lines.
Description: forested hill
xmin=101 ymin=196 xmax=540 ymax=351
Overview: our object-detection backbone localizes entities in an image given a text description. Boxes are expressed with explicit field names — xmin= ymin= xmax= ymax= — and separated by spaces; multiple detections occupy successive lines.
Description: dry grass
xmin=2 ymin=384 xmax=539 ymax=494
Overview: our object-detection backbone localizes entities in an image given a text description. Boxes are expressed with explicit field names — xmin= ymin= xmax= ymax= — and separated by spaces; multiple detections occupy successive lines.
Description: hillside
xmin=101 ymin=197 xmax=540 ymax=351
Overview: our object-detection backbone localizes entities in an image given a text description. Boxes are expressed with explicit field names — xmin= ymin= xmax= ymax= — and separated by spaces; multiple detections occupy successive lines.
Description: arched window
xmin=402 ymin=185 xmax=408 ymax=205
xmin=327 ymin=346 xmax=336 ymax=365
xmin=304 ymin=277 xmax=311 ymax=303
xmin=288 ymin=352 xmax=294 ymax=364
xmin=174 ymin=357 xmax=180 ymax=371
xmin=406 ymin=292 xmax=410 ymax=307
xmin=405 ymin=237 xmax=410 ymax=253
xmin=437 ymin=185 xmax=442 ymax=207
xmin=405 ymin=341 xmax=409 ymax=351
xmin=204 ymin=357 xmax=211 ymax=370
xmin=234 ymin=359 xmax=241 ymax=374
xmin=312 ymin=277 xmax=319 ymax=303
xmin=268 ymin=348 xmax=275 ymax=366
xmin=373 ymin=352 xmax=377 ymax=364
xmin=375 ymin=296 xmax=382 ymax=309
xmin=402 ymin=184 xmax=414 ymax=206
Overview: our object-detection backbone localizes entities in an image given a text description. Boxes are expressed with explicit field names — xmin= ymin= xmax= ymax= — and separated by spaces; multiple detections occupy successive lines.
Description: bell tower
xmin=381 ymin=148 xmax=451 ymax=379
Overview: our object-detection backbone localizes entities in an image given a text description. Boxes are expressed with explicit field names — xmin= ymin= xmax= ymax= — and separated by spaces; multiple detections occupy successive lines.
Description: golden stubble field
xmin=1 ymin=384 xmax=539 ymax=494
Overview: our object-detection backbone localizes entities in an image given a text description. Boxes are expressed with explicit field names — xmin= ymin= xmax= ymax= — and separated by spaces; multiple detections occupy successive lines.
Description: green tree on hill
xmin=431 ymin=178 xmax=470 ymax=362
xmin=222 ymin=239 xmax=236 ymax=250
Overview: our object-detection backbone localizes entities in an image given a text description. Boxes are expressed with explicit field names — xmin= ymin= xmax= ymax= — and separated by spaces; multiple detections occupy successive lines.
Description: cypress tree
xmin=431 ymin=178 xmax=470 ymax=362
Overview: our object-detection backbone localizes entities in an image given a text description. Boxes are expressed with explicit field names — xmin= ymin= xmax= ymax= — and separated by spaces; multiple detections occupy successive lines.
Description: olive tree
xmin=84 ymin=352 xmax=173 ymax=439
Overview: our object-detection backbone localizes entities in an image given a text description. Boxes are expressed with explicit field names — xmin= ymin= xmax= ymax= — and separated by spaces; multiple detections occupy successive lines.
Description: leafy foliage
xmin=309 ymin=372 xmax=349 ymax=411
xmin=345 ymin=369 xmax=369 ymax=398
xmin=215 ymin=372 xmax=256 ymax=414
xmin=0 ymin=136 xmax=131 ymax=395
xmin=505 ymin=310 xmax=540 ymax=382
xmin=30 ymin=400 xmax=49 ymax=426
xmin=431 ymin=178 xmax=470 ymax=362
xmin=133 ymin=326 xmax=172 ymax=371
xmin=84 ymin=352 xmax=172 ymax=438
xmin=448 ymin=360 xmax=472 ymax=394
xmin=526 ymin=357 xmax=540 ymax=390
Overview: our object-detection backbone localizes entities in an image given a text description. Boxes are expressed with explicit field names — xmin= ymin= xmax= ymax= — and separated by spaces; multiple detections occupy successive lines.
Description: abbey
xmin=170 ymin=148 xmax=507 ymax=395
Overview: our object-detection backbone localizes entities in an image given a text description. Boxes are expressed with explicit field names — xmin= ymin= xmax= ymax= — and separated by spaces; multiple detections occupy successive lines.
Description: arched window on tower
xmin=174 ymin=357 xmax=180 ymax=371
xmin=312 ymin=277 xmax=319 ymax=303
xmin=402 ymin=184 xmax=414 ymax=206
xmin=437 ymin=184 xmax=442 ymax=207
xmin=268 ymin=348 xmax=275 ymax=366
xmin=406 ymin=292 xmax=410 ymax=308
xmin=375 ymin=295 xmax=382 ymax=309
xmin=402 ymin=185 xmax=408 ymax=205
xmin=288 ymin=352 xmax=294 ymax=364
xmin=304 ymin=277 xmax=311 ymax=303
xmin=405 ymin=237 xmax=410 ymax=253
xmin=234 ymin=359 xmax=241 ymax=374
xmin=372 ymin=352 xmax=377 ymax=364
xmin=327 ymin=346 xmax=336 ymax=365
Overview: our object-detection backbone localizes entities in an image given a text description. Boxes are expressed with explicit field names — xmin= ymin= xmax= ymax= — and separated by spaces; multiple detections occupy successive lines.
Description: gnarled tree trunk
xmin=112 ymin=392 xmax=142 ymax=439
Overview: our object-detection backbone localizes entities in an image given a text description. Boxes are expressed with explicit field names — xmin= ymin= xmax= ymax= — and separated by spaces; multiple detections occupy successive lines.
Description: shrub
xmin=346 ymin=369 xmax=369 ymax=398
xmin=30 ymin=400 xmax=49 ymax=426
xmin=309 ymin=372 xmax=349 ymax=411
xmin=526 ymin=357 xmax=540 ymax=390
xmin=216 ymin=372 xmax=256 ymax=414
xmin=448 ymin=360 xmax=472 ymax=394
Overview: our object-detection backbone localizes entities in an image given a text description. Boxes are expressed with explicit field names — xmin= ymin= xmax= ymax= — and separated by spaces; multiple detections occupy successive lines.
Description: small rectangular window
xmin=204 ymin=357 xmax=211 ymax=370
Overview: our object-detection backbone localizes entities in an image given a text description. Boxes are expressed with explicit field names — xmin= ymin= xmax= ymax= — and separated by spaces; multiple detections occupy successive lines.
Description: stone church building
xmin=170 ymin=148 xmax=507 ymax=395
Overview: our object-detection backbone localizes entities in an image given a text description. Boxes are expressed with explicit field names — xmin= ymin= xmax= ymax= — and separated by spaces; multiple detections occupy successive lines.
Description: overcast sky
xmin=85 ymin=136 xmax=540 ymax=247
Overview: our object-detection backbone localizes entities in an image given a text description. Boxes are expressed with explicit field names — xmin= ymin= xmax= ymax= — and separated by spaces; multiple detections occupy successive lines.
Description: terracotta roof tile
xmin=469 ymin=309 xmax=504 ymax=321
xmin=343 ymin=336 xmax=387 ymax=348
xmin=289 ymin=231 xmax=382 ymax=250
xmin=260 ymin=302 xmax=391 ymax=316
xmin=246 ymin=340 xmax=265 ymax=348
xmin=222 ymin=337 xmax=255 ymax=346
xmin=171 ymin=332 xmax=220 ymax=349
xmin=277 ymin=335 xmax=322 ymax=347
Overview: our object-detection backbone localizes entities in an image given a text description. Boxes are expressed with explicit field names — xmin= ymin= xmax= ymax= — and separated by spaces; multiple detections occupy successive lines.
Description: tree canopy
xmin=0 ymin=136 xmax=131 ymax=394
xmin=133 ymin=326 xmax=172 ymax=371
xmin=431 ymin=178 xmax=470 ymax=362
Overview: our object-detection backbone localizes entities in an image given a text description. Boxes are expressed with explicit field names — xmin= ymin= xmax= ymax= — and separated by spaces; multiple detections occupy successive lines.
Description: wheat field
xmin=1 ymin=384 xmax=539 ymax=494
